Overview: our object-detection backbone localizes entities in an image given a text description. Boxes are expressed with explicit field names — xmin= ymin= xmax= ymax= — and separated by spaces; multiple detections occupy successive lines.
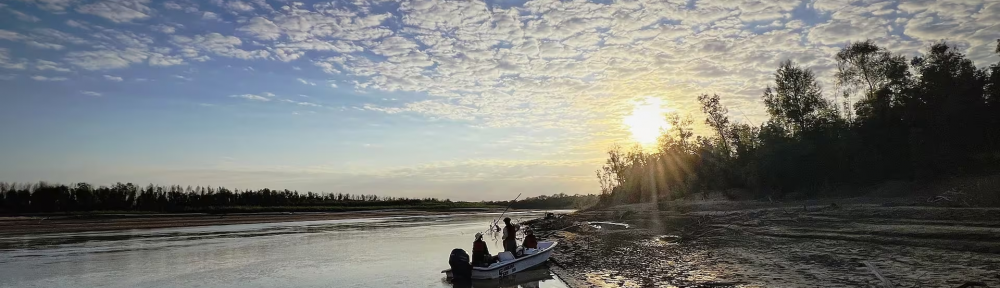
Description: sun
xmin=623 ymin=97 xmax=672 ymax=146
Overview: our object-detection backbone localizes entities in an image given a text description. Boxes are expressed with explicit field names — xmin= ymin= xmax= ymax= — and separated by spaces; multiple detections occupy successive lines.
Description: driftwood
xmin=863 ymin=261 xmax=894 ymax=288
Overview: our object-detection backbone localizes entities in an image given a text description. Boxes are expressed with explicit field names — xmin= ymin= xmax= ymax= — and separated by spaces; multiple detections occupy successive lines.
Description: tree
xmin=835 ymin=40 xmax=912 ymax=122
xmin=697 ymin=94 xmax=731 ymax=152
xmin=762 ymin=60 xmax=834 ymax=135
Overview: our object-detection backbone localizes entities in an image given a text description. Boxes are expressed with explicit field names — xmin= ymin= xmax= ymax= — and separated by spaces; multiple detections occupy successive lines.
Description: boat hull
xmin=444 ymin=241 xmax=558 ymax=280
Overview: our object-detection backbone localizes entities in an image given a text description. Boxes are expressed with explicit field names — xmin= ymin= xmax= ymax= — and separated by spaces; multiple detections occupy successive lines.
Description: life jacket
xmin=503 ymin=225 xmax=517 ymax=243
xmin=472 ymin=240 xmax=487 ymax=253
xmin=523 ymin=234 xmax=538 ymax=249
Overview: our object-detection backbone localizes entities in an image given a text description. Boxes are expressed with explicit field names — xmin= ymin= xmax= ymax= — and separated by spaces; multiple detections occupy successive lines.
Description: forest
xmin=0 ymin=181 xmax=488 ymax=213
xmin=486 ymin=193 xmax=599 ymax=210
xmin=0 ymin=182 xmax=595 ymax=214
xmin=597 ymin=40 xmax=1000 ymax=204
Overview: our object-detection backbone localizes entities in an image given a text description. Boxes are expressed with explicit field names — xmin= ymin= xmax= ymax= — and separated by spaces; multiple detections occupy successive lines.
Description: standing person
xmin=471 ymin=233 xmax=491 ymax=267
xmin=502 ymin=217 xmax=518 ymax=253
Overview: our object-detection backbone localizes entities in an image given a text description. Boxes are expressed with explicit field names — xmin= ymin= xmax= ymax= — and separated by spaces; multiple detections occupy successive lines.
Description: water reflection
xmin=445 ymin=266 xmax=560 ymax=288
xmin=0 ymin=211 xmax=569 ymax=288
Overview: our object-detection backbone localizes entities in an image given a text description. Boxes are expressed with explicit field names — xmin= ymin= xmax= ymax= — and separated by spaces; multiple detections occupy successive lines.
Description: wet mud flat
xmin=530 ymin=200 xmax=1000 ymax=287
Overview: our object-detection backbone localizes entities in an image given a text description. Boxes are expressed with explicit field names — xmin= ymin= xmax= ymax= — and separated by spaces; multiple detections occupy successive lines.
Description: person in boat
xmin=502 ymin=217 xmax=518 ymax=253
xmin=522 ymin=228 xmax=538 ymax=249
xmin=471 ymin=232 xmax=491 ymax=267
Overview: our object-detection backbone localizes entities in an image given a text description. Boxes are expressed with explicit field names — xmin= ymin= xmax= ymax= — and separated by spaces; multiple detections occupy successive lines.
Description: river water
xmin=0 ymin=211 xmax=569 ymax=288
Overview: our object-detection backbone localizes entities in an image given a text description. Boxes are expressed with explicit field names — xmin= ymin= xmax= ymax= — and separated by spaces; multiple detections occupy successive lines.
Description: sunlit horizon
xmin=1 ymin=0 xmax=998 ymax=201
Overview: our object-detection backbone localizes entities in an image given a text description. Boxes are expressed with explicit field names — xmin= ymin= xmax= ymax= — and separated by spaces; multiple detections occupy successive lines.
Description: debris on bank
xmin=529 ymin=203 xmax=1000 ymax=288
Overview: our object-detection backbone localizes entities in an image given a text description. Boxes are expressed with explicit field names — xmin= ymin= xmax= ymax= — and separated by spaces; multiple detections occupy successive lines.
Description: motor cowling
xmin=448 ymin=248 xmax=473 ymax=281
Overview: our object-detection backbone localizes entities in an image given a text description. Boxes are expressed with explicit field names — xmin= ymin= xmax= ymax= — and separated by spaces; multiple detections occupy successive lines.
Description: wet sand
xmin=531 ymin=199 xmax=1000 ymax=288
xmin=0 ymin=209 xmax=495 ymax=236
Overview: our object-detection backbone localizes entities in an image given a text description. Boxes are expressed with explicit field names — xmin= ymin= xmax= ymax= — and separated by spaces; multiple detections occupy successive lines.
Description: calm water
xmin=0 ymin=211 xmax=570 ymax=288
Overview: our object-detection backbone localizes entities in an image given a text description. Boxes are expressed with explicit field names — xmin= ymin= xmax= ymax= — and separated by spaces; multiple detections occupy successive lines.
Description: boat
xmin=441 ymin=265 xmax=555 ymax=288
xmin=443 ymin=241 xmax=558 ymax=280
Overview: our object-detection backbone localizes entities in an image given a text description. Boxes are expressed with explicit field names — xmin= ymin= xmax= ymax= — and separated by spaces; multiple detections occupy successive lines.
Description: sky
xmin=0 ymin=0 xmax=998 ymax=201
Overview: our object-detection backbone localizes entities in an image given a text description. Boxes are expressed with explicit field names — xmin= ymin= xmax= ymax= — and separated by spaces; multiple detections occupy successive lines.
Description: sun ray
xmin=623 ymin=97 xmax=673 ymax=148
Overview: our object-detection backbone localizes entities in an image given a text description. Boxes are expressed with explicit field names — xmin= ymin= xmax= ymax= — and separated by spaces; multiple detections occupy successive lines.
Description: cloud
xmin=281 ymin=99 xmax=322 ymax=107
xmin=31 ymin=75 xmax=68 ymax=81
xmin=171 ymin=33 xmax=269 ymax=60
xmin=163 ymin=1 xmax=182 ymax=10
xmin=0 ymin=48 xmax=27 ymax=70
xmin=202 ymin=11 xmax=220 ymax=21
xmin=103 ymin=74 xmax=124 ymax=81
xmin=808 ymin=18 xmax=891 ymax=45
xmin=230 ymin=93 xmax=270 ymax=101
xmin=65 ymin=20 xmax=89 ymax=29
xmin=76 ymin=0 xmax=153 ymax=23
xmin=224 ymin=0 xmax=253 ymax=13
xmin=1 ymin=0 xmax=997 ymax=164
xmin=152 ymin=24 xmax=176 ymax=34
xmin=7 ymin=9 xmax=41 ymax=22
xmin=26 ymin=41 xmax=65 ymax=50
xmin=34 ymin=59 xmax=71 ymax=72
xmin=237 ymin=17 xmax=281 ymax=40
xmin=296 ymin=78 xmax=315 ymax=86
xmin=65 ymin=49 xmax=147 ymax=70
xmin=148 ymin=53 xmax=185 ymax=66
xmin=19 ymin=0 xmax=77 ymax=12
xmin=81 ymin=91 xmax=102 ymax=96
xmin=0 ymin=30 xmax=23 ymax=41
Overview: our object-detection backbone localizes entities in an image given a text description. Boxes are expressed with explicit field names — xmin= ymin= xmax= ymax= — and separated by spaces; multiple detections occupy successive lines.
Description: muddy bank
xmin=530 ymin=200 xmax=1000 ymax=287
xmin=0 ymin=209 xmax=496 ymax=236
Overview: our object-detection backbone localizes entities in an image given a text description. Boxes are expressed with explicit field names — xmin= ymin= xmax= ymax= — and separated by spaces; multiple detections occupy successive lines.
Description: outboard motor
xmin=448 ymin=248 xmax=473 ymax=281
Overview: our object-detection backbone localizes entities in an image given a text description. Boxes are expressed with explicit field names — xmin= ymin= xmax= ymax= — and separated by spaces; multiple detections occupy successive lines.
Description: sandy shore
xmin=531 ymin=199 xmax=1000 ymax=288
xmin=0 ymin=209 xmax=495 ymax=236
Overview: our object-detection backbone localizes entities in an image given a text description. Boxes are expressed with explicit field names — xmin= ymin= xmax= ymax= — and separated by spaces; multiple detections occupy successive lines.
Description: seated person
xmin=471 ymin=233 xmax=492 ymax=267
xmin=522 ymin=228 xmax=538 ymax=249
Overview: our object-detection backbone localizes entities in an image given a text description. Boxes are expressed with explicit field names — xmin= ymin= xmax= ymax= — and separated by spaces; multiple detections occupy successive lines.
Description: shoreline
xmin=0 ymin=208 xmax=507 ymax=236
xmin=531 ymin=199 xmax=1000 ymax=287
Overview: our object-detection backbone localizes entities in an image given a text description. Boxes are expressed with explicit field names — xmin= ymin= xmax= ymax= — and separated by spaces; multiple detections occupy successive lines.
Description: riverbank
xmin=531 ymin=198 xmax=1000 ymax=287
xmin=0 ymin=208 xmax=503 ymax=236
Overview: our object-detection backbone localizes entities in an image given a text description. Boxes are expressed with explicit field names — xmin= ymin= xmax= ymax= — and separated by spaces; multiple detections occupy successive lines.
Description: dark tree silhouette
xmin=598 ymin=40 xmax=1000 ymax=203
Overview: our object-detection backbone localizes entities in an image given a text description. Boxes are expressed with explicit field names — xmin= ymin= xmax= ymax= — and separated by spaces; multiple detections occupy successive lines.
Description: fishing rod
xmin=489 ymin=193 xmax=521 ymax=231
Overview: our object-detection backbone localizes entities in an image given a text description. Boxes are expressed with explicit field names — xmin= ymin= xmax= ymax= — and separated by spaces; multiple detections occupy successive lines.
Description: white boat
xmin=443 ymin=241 xmax=558 ymax=280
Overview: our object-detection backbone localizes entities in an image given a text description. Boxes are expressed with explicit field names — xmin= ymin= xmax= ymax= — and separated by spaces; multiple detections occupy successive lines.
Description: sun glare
xmin=623 ymin=97 xmax=672 ymax=146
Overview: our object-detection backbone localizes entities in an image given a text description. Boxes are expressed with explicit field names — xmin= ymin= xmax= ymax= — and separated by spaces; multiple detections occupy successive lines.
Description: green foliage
xmin=598 ymin=40 xmax=1000 ymax=203
xmin=486 ymin=193 xmax=599 ymax=210
xmin=0 ymin=181 xmax=488 ymax=214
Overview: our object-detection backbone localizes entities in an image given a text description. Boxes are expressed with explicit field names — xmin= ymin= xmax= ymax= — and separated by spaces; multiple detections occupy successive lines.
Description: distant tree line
xmin=0 ymin=181 xmax=476 ymax=213
xmin=598 ymin=40 xmax=1000 ymax=203
xmin=486 ymin=193 xmax=599 ymax=209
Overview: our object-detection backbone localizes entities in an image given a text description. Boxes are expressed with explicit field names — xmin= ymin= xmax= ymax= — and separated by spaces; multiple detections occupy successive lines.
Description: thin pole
xmin=490 ymin=193 xmax=521 ymax=230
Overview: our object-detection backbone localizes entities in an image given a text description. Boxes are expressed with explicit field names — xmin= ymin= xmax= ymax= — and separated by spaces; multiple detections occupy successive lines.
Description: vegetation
xmin=0 ymin=182 xmax=492 ymax=214
xmin=597 ymin=40 xmax=1000 ymax=203
xmin=0 ymin=182 xmax=594 ymax=214
xmin=486 ymin=193 xmax=599 ymax=210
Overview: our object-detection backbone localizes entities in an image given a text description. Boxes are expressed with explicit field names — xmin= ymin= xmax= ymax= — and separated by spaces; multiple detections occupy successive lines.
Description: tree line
xmin=597 ymin=40 xmax=1000 ymax=203
xmin=0 ymin=181 xmax=469 ymax=213
xmin=485 ymin=193 xmax=599 ymax=210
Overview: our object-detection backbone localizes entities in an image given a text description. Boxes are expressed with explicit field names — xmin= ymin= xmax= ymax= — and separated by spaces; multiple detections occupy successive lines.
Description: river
xmin=0 ymin=211 xmax=569 ymax=288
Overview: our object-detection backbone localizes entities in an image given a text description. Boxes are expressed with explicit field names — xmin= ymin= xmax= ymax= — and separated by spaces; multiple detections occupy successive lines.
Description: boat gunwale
xmin=471 ymin=241 xmax=558 ymax=271
xmin=441 ymin=241 xmax=558 ymax=274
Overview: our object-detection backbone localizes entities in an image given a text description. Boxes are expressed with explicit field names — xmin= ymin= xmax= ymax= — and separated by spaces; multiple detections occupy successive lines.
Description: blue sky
xmin=1 ymin=0 xmax=998 ymax=200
